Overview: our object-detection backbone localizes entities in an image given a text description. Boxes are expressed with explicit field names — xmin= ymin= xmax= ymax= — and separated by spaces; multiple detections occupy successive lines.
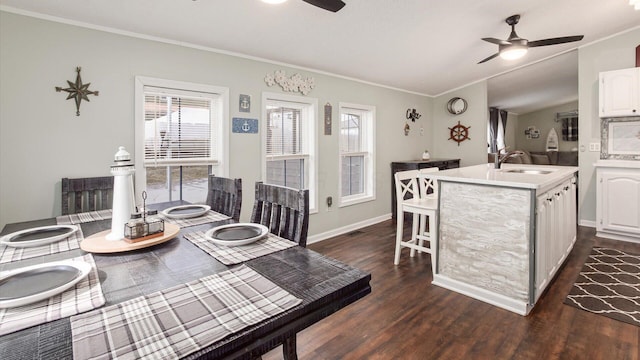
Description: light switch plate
xmin=589 ymin=143 xmax=601 ymax=152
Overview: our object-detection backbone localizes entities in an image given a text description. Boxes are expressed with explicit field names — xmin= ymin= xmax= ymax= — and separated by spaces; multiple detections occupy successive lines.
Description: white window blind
xmin=143 ymin=86 xmax=219 ymax=167
xmin=266 ymin=106 xmax=302 ymax=157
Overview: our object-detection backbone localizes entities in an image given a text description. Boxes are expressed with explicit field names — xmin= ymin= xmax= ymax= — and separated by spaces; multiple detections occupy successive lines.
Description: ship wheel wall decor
xmin=448 ymin=121 xmax=471 ymax=146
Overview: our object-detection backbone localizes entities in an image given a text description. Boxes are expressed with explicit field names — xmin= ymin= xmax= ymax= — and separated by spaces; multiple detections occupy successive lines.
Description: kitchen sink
xmin=502 ymin=169 xmax=553 ymax=175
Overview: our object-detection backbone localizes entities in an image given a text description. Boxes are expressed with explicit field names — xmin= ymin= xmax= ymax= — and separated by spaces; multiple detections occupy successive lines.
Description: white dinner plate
xmin=0 ymin=259 xmax=92 ymax=308
xmin=0 ymin=225 xmax=79 ymax=248
xmin=204 ymin=223 xmax=269 ymax=247
xmin=161 ymin=204 xmax=211 ymax=219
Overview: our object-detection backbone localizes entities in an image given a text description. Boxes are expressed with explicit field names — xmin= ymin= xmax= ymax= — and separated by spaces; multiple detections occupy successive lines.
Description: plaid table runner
xmin=159 ymin=210 xmax=231 ymax=228
xmin=56 ymin=209 xmax=113 ymax=225
xmin=184 ymin=230 xmax=297 ymax=265
xmin=0 ymin=254 xmax=105 ymax=336
xmin=71 ymin=264 xmax=302 ymax=360
xmin=0 ymin=226 xmax=83 ymax=264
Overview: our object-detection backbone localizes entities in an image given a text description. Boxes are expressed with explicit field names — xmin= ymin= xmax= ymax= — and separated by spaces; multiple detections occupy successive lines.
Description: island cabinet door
xmin=535 ymin=195 xmax=551 ymax=301
xmin=534 ymin=178 xmax=577 ymax=302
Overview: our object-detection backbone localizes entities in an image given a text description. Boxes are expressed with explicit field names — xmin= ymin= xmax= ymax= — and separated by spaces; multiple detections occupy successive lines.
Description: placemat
xmin=159 ymin=210 xmax=231 ymax=228
xmin=0 ymin=227 xmax=83 ymax=264
xmin=0 ymin=254 xmax=105 ymax=336
xmin=184 ymin=230 xmax=297 ymax=265
xmin=71 ymin=264 xmax=302 ymax=360
xmin=56 ymin=209 xmax=113 ymax=225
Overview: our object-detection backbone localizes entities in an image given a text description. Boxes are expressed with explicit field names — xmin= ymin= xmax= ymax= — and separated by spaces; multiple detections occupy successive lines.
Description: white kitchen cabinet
xmin=599 ymin=67 xmax=640 ymax=118
xmin=596 ymin=161 xmax=640 ymax=242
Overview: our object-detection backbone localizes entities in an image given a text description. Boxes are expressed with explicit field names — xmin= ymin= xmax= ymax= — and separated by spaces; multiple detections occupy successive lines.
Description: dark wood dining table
xmin=0 ymin=203 xmax=371 ymax=359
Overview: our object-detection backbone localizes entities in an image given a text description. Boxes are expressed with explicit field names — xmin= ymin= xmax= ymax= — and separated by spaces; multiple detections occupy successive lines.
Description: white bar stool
xmin=393 ymin=168 xmax=440 ymax=274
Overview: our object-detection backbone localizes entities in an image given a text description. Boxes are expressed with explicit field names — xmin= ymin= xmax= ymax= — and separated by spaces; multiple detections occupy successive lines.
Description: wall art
xmin=232 ymin=118 xmax=259 ymax=134
xmin=55 ymin=66 xmax=99 ymax=116
xmin=239 ymin=94 xmax=251 ymax=112
xmin=264 ymin=70 xmax=315 ymax=95
xmin=601 ymin=118 xmax=640 ymax=160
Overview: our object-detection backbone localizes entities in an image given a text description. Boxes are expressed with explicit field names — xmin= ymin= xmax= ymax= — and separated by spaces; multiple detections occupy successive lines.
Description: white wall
xmin=515 ymin=101 xmax=579 ymax=152
xmin=432 ymin=81 xmax=488 ymax=166
xmin=0 ymin=11 xmax=433 ymax=233
xmin=577 ymin=27 xmax=640 ymax=226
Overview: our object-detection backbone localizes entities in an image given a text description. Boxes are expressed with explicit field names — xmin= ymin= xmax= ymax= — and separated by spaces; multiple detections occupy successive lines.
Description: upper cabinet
xmin=599 ymin=67 xmax=640 ymax=118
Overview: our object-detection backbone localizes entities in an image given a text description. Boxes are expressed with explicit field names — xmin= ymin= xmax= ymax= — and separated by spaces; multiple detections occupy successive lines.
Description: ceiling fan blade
xmin=302 ymin=0 xmax=346 ymax=12
xmin=482 ymin=37 xmax=511 ymax=46
xmin=527 ymin=35 xmax=584 ymax=47
xmin=478 ymin=52 xmax=500 ymax=64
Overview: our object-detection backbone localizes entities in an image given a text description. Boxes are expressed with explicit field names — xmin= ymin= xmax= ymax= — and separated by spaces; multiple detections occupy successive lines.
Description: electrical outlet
xmin=326 ymin=196 xmax=333 ymax=211
xmin=589 ymin=143 xmax=601 ymax=152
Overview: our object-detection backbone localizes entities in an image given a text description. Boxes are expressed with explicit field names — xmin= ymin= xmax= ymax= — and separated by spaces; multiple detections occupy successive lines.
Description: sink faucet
xmin=494 ymin=150 xmax=525 ymax=169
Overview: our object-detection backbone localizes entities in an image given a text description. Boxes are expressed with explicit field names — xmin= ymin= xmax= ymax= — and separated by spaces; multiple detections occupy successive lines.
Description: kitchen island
xmin=430 ymin=163 xmax=578 ymax=315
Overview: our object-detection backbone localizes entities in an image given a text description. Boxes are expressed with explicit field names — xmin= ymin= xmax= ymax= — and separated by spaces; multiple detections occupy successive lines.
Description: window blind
xmin=143 ymin=86 xmax=218 ymax=166
xmin=266 ymin=106 xmax=302 ymax=157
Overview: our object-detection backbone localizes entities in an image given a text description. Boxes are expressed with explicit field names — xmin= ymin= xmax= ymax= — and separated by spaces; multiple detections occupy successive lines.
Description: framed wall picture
xmin=324 ymin=103 xmax=332 ymax=135
xmin=239 ymin=94 xmax=250 ymax=113
xmin=601 ymin=118 xmax=640 ymax=160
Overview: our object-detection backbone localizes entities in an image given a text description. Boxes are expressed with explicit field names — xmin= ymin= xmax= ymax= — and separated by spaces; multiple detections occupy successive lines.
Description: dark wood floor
xmin=263 ymin=220 xmax=640 ymax=360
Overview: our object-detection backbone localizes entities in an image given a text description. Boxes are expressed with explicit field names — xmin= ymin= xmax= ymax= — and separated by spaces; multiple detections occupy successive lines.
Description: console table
xmin=391 ymin=159 xmax=460 ymax=218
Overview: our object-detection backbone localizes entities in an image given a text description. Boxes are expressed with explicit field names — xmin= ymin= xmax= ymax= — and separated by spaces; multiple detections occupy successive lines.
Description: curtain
xmin=488 ymin=107 xmax=499 ymax=153
xmin=562 ymin=117 xmax=578 ymax=141
xmin=499 ymin=109 xmax=508 ymax=151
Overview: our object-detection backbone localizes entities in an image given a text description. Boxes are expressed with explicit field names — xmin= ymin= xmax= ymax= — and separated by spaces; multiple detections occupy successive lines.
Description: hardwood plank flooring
xmin=263 ymin=221 xmax=640 ymax=360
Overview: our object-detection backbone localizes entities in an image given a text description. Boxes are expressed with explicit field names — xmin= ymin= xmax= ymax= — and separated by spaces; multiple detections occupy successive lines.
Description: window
xmin=262 ymin=92 xmax=317 ymax=212
xmin=135 ymin=77 xmax=228 ymax=205
xmin=339 ymin=103 xmax=375 ymax=206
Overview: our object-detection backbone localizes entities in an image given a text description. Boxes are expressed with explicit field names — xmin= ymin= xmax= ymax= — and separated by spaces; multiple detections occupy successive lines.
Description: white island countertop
xmin=430 ymin=163 xmax=578 ymax=192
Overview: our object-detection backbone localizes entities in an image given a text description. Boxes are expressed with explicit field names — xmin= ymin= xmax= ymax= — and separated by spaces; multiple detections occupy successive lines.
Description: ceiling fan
xmin=302 ymin=0 xmax=346 ymax=12
xmin=478 ymin=14 xmax=583 ymax=64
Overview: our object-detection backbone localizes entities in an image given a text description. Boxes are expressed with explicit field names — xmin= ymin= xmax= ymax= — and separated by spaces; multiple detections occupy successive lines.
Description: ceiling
xmin=1 ymin=0 xmax=638 ymax=113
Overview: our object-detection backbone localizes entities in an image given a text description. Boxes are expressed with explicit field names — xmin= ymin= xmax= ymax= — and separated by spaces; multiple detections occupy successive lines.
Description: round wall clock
xmin=447 ymin=97 xmax=467 ymax=115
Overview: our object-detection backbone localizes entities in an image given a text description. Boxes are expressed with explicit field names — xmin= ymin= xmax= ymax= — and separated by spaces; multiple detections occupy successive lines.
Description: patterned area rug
xmin=564 ymin=247 xmax=640 ymax=327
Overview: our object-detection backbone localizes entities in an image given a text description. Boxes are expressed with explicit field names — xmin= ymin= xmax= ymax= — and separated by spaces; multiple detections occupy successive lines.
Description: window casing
xmin=262 ymin=92 xmax=317 ymax=212
xmin=135 ymin=77 xmax=228 ymax=205
xmin=339 ymin=103 xmax=376 ymax=206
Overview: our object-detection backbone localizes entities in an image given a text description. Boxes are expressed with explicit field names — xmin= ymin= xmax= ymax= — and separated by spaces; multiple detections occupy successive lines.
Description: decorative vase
xmin=422 ymin=150 xmax=430 ymax=160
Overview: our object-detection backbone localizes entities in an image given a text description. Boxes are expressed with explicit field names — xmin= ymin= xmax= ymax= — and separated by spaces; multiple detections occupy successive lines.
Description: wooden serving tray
xmin=80 ymin=223 xmax=180 ymax=253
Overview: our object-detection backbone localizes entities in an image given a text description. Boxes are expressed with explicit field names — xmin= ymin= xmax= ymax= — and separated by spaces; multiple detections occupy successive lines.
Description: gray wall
xmin=0 ymin=11 xmax=433 ymax=234
xmin=577 ymin=27 xmax=640 ymax=226
xmin=515 ymin=101 xmax=579 ymax=152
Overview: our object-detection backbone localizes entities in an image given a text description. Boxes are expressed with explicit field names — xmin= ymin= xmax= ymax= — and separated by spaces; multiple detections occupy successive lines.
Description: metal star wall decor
xmin=55 ymin=66 xmax=99 ymax=116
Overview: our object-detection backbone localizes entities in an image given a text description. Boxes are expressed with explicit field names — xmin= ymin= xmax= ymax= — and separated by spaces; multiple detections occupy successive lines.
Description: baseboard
xmin=579 ymin=219 xmax=596 ymax=228
xmin=595 ymin=230 xmax=640 ymax=244
xmin=432 ymin=275 xmax=531 ymax=316
xmin=307 ymin=213 xmax=391 ymax=245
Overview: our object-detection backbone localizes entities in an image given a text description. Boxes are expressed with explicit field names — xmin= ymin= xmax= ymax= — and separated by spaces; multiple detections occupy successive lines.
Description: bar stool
xmin=394 ymin=168 xmax=440 ymax=274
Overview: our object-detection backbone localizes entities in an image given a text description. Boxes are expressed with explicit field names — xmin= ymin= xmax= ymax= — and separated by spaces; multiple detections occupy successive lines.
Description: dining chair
xmin=394 ymin=168 xmax=440 ymax=274
xmin=250 ymin=182 xmax=309 ymax=360
xmin=61 ymin=176 xmax=115 ymax=215
xmin=251 ymin=182 xmax=309 ymax=247
xmin=205 ymin=175 xmax=242 ymax=222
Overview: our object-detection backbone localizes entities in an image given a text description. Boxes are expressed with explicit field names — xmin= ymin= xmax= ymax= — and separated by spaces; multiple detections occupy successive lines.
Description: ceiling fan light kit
xmin=499 ymin=45 xmax=528 ymax=60
xmin=479 ymin=14 xmax=584 ymax=64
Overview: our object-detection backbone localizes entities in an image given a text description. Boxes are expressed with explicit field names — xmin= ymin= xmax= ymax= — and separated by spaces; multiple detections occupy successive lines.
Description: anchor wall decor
xmin=55 ymin=66 xmax=99 ymax=116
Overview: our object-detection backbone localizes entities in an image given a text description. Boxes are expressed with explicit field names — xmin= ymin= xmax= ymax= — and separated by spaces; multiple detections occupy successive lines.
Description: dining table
xmin=0 ymin=202 xmax=372 ymax=359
